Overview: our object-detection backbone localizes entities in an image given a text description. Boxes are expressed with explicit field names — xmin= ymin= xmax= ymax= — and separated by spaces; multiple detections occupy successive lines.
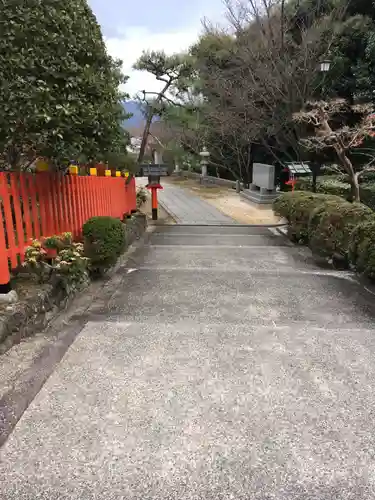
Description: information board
xmin=141 ymin=164 xmax=168 ymax=176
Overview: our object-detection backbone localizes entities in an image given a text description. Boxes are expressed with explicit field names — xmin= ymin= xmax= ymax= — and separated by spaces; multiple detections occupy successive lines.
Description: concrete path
xmin=2 ymin=225 xmax=375 ymax=498
xmin=137 ymin=176 xmax=234 ymax=224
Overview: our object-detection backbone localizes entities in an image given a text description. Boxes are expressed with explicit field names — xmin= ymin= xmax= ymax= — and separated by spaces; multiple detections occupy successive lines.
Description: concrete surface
xmin=137 ymin=176 xmax=234 ymax=224
xmin=2 ymin=223 xmax=375 ymax=499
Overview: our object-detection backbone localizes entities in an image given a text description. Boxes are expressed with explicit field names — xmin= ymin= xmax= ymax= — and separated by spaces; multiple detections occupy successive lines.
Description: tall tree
xmin=294 ymin=99 xmax=375 ymax=201
xmin=0 ymin=0 xmax=127 ymax=170
xmin=133 ymin=50 xmax=194 ymax=164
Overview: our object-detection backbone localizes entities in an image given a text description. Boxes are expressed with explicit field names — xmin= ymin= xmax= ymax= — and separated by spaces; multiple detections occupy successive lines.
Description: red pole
xmin=151 ymin=187 xmax=158 ymax=220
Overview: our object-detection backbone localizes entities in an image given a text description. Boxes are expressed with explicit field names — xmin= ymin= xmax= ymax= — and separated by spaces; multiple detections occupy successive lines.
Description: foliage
xmin=293 ymin=99 xmax=375 ymax=201
xmin=42 ymin=232 xmax=73 ymax=250
xmin=349 ymin=218 xmax=375 ymax=279
xmin=23 ymin=239 xmax=49 ymax=272
xmin=313 ymin=177 xmax=352 ymax=199
xmin=83 ymin=216 xmax=126 ymax=274
xmin=133 ymin=50 xmax=194 ymax=164
xmin=54 ymin=242 xmax=89 ymax=284
xmin=274 ymin=188 xmax=374 ymax=270
xmin=273 ymin=191 xmax=341 ymax=243
xmin=0 ymin=0 xmax=128 ymax=171
xmin=296 ymin=175 xmax=375 ymax=211
xmin=22 ymin=235 xmax=89 ymax=284
xmin=308 ymin=200 xmax=373 ymax=262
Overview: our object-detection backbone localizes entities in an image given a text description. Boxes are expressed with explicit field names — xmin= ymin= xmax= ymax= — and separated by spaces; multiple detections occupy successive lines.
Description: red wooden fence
xmin=0 ymin=172 xmax=136 ymax=285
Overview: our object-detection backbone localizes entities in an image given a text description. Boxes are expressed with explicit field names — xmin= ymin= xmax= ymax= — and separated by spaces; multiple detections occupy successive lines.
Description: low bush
xmin=308 ymin=201 xmax=373 ymax=263
xmin=295 ymin=175 xmax=375 ymax=211
xmin=318 ymin=177 xmax=351 ymax=199
xmin=349 ymin=218 xmax=375 ymax=279
xmin=21 ymin=237 xmax=89 ymax=285
xmin=273 ymin=192 xmax=340 ymax=243
xmin=358 ymin=183 xmax=375 ymax=211
xmin=83 ymin=216 xmax=126 ymax=274
xmin=293 ymin=177 xmax=312 ymax=191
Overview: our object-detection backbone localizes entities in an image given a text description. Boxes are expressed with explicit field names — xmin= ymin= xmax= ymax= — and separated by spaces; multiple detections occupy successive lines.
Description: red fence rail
xmin=0 ymin=172 xmax=136 ymax=285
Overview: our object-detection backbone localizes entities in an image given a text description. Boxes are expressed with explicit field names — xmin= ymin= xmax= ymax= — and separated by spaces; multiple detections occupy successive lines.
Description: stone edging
xmin=0 ymin=214 xmax=147 ymax=355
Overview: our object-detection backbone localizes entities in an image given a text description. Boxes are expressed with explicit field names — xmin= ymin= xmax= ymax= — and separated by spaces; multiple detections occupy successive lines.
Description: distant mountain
xmin=122 ymin=101 xmax=144 ymax=129
xmin=122 ymin=100 xmax=159 ymax=131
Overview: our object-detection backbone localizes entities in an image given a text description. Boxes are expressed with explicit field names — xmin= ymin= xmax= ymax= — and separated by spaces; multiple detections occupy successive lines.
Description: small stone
xmin=0 ymin=290 xmax=18 ymax=304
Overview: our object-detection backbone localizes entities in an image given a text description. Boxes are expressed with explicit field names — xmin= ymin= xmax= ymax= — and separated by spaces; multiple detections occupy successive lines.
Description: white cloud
xmin=105 ymin=26 xmax=203 ymax=98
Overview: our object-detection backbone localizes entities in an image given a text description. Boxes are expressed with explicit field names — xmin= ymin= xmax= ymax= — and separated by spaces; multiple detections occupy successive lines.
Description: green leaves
xmin=0 ymin=0 xmax=127 ymax=170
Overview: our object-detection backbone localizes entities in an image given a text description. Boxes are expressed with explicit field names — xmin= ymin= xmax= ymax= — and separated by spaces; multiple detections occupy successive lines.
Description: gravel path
xmin=1 ymin=224 xmax=375 ymax=499
xmin=137 ymin=177 xmax=235 ymax=224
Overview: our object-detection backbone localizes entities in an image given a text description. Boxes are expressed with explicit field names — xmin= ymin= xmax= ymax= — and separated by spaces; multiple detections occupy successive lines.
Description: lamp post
xmin=319 ymin=59 xmax=331 ymax=73
xmin=312 ymin=57 xmax=331 ymax=192
xmin=200 ymin=146 xmax=210 ymax=178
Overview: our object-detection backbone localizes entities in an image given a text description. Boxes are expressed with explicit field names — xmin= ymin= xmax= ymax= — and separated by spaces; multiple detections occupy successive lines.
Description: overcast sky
xmin=88 ymin=0 xmax=226 ymax=98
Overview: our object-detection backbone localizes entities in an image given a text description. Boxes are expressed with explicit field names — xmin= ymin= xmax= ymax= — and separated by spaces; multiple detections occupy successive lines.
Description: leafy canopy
xmin=0 ymin=0 xmax=128 ymax=170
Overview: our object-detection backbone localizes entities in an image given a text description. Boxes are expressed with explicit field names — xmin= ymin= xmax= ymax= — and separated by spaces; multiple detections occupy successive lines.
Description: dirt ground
xmin=138 ymin=192 xmax=175 ymax=225
xmin=164 ymin=177 xmax=281 ymax=225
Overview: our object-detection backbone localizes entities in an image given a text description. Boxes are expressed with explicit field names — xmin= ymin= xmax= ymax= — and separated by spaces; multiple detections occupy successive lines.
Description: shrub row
xmin=19 ymin=214 xmax=138 ymax=298
xmin=295 ymin=176 xmax=375 ymax=211
xmin=273 ymin=192 xmax=375 ymax=278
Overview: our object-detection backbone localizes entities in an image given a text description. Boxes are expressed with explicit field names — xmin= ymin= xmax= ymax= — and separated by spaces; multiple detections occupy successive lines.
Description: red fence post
xmin=0 ymin=174 xmax=10 ymax=286
xmin=0 ymin=170 xmax=137 ymax=283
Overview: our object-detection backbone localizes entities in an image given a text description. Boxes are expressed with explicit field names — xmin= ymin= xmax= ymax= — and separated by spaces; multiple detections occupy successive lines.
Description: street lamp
xmin=199 ymin=146 xmax=210 ymax=178
xmin=319 ymin=59 xmax=331 ymax=73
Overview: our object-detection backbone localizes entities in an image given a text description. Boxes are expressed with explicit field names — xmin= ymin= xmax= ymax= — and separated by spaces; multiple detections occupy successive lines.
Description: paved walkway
xmin=2 ymin=190 xmax=375 ymax=498
xmin=137 ymin=177 xmax=234 ymax=224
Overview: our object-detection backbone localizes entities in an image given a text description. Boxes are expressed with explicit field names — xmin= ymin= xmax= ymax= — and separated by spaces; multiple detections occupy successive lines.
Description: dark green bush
xmin=296 ymin=174 xmax=375 ymax=211
xmin=83 ymin=216 xmax=126 ymax=274
xmin=318 ymin=178 xmax=351 ymax=199
xmin=359 ymin=172 xmax=375 ymax=184
xmin=349 ymin=218 xmax=375 ymax=279
xmin=307 ymin=197 xmax=348 ymax=243
xmin=308 ymin=201 xmax=373 ymax=262
xmin=273 ymin=192 xmax=340 ymax=243
xmin=293 ymin=178 xmax=312 ymax=191
xmin=359 ymin=184 xmax=375 ymax=211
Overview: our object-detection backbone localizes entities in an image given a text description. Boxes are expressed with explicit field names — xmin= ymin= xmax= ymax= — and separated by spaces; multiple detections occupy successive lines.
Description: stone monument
xmin=241 ymin=163 xmax=278 ymax=205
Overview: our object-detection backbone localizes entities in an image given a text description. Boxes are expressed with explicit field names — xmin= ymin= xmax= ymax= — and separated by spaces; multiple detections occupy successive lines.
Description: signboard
xmin=285 ymin=162 xmax=312 ymax=176
xmin=141 ymin=164 xmax=168 ymax=177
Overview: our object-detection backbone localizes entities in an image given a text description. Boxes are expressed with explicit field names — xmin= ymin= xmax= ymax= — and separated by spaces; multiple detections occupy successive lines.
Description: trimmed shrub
xmin=318 ymin=178 xmax=351 ymax=199
xmin=295 ymin=174 xmax=375 ymax=211
xmin=293 ymin=177 xmax=312 ymax=191
xmin=359 ymin=172 xmax=375 ymax=184
xmin=83 ymin=216 xmax=126 ymax=274
xmin=273 ymin=192 xmax=340 ymax=243
xmin=308 ymin=201 xmax=373 ymax=263
xmin=359 ymin=184 xmax=375 ymax=211
xmin=349 ymin=218 xmax=375 ymax=279
xmin=307 ymin=197 xmax=348 ymax=242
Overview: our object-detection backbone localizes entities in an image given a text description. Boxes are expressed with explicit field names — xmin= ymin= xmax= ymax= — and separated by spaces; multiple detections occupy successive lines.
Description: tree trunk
xmin=137 ymin=81 xmax=171 ymax=166
xmin=137 ymin=113 xmax=154 ymax=166
xmin=352 ymin=173 xmax=361 ymax=203
xmin=242 ymin=143 xmax=253 ymax=189
xmin=335 ymin=147 xmax=360 ymax=202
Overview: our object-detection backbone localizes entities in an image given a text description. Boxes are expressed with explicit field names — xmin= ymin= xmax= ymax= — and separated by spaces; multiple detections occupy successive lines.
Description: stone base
xmin=240 ymin=189 xmax=279 ymax=205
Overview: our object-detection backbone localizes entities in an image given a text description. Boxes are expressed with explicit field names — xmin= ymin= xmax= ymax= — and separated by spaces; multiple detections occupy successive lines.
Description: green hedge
xmin=273 ymin=192 xmax=375 ymax=274
xmin=296 ymin=175 xmax=375 ymax=211
xmin=273 ymin=192 xmax=342 ymax=243
xmin=83 ymin=216 xmax=126 ymax=274
xmin=358 ymin=184 xmax=375 ymax=211
xmin=308 ymin=201 xmax=373 ymax=261
xmin=349 ymin=218 xmax=375 ymax=279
